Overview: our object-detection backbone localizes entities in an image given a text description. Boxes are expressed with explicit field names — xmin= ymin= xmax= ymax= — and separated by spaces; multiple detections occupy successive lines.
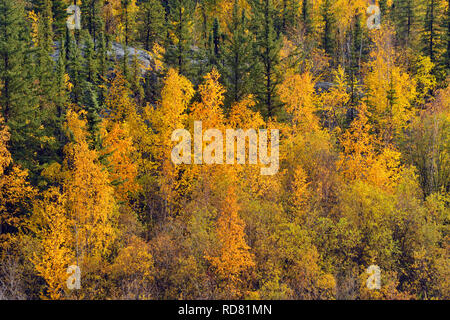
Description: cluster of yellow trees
xmin=0 ymin=0 xmax=448 ymax=300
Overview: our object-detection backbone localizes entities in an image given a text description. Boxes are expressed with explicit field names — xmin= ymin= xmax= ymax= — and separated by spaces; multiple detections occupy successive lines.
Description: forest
xmin=0 ymin=0 xmax=449 ymax=300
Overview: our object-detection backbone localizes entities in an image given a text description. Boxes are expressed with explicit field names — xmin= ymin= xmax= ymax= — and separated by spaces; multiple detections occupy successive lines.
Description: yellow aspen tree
xmin=321 ymin=66 xmax=350 ymax=132
xmin=100 ymin=121 xmax=140 ymax=201
xmin=228 ymin=95 xmax=265 ymax=130
xmin=227 ymin=95 xmax=281 ymax=200
xmin=291 ymin=165 xmax=310 ymax=220
xmin=333 ymin=0 xmax=366 ymax=60
xmin=109 ymin=235 xmax=154 ymax=299
xmin=338 ymin=103 xmax=376 ymax=182
xmin=338 ymin=103 xmax=402 ymax=190
xmin=30 ymin=188 xmax=73 ymax=300
xmin=207 ymin=186 xmax=255 ymax=298
xmin=190 ymin=68 xmax=226 ymax=129
xmin=190 ymin=69 xmax=245 ymax=208
xmin=63 ymin=109 xmax=118 ymax=261
xmin=103 ymin=70 xmax=150 ymax=161
xmin=278 ymin=71 xmax=320 ymax=132
xmin=0 ymin=116 xmax=10 ymax=176
xmin=149 ymin=68 xmax=194 ymax=215
xmin=365 ymin=27 xmax=417 ymax=144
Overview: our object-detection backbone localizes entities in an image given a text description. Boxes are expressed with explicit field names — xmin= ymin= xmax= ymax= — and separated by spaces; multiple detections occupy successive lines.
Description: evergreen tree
xmin=0 ymin=0 xmax=41 ymax=174
xmin=321 ymin=0 xmax=336 ymax=57
xmin=302 ymin=0 xmax=313 ymax=35
xmin=221 ymin=1 xmax=253 ymax=107
xmin=97 ymin=31 xmax=111 ymax=105
xmin=208 ymin=17 xmax=222 ymax=67
xmin=55 ymin=38 xmax=69 ymax=142
xmin=281 ymin=0 xmax=300 ymax=33
xmin=393 ymin=0 xmax=420 ymax=47
xmin=81 ymin=0 xmax=105 ymax=44
xmin=165 ymin=0 xmax=195 ymax=77
xmin=444 ymin=0 xmax=450 ymax=68
xmin=84 ymin=32 xmax=99 ymax=84
xmin=422 ymin=0 xmax=445 ymax=62
xmin=121 ymin=0 xmax=137 ymax=46
xmin=82 ymin=83 xmax=103 ymax=148
xmin=34 ymin=0 xmax=63 ymax=171
xmin=348 ymin=14 xmax=365 ymax=107
xmin=250 ymin=0 xmax=283 ymax=118
xmin=66 ymin=30 xmax=85 ymax=104
xmin=32 ymin=0 xmax=67 ymax=36
xmin=35 ymin=0 xmax=57 ymax=106
xmin=137 ymin=0 xmax=166 ymax=51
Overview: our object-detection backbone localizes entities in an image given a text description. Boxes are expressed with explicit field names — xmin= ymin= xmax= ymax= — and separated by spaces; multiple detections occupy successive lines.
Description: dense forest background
xmin=0 ymin=0 xmax=449 ymax=300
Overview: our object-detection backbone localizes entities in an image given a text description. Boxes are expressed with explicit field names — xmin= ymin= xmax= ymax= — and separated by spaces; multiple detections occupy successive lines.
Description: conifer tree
xmin=137 ymin=0 xmax=166 ymax=51
xmin=120 ymin=0 xmax=138 ymax=46
xmin=208 ymin=17 xmax=222 ymax=68
xmin=321 ymin=0 xmax=336 ymax=57
xmin=422 ymin=0 xmax=445 ymax=62
xmin=54 ymin=38 xmax=69 ymax=145
xmin=81 ymin=0 xmax=105 ymax=43
xmin=348 ymin=14 xmax=365 ymax=107
xmin=280 ymin=0 xmax=300 ymax=33
xmin=82 ymin=83 xmax=103 ymax=148
xmin=221 ymin=1 xmax=253 ymax=107
xmin=165 ymin=0 xmax=195 ymax=77
xmin=66 ymin=30 xmax=85 ymax=104
xmin=96 ymin=31 xmax=111 ymax=106
xmin=31 ymin=0 xmax=67 ymax=36
xmin=442 ymin=0 xmax=450 ymax=68
xmin=302 ymin=0 xmax=313 ymax=34
xmin=35 ymin=0 xmax=58 ymax=110
xmin=0 ymin=0 xmax=42 ymax=173
xmin=393 ymin=0 xmax=420 ymax=47
xmin=84 ymin=32 xmax=99 ymax=84
xmin=250 ymin=0 xmax=283 ymax=118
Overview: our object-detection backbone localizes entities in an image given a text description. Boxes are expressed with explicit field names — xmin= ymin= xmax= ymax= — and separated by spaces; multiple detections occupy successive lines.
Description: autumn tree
xmin=278 ymin=71 xmax=320 ymax=131
xmin=62 ymin=109 xmax=118 ymax=267
xmin=148 ymin=68 xmax=194 ymax=216
xmin=364 ymin=28 xmax=417 ymax=145
xmin=207 ymin=186 xmax=255 ymax=299
xmin=30 ymin=188 xmax=73 ymax=300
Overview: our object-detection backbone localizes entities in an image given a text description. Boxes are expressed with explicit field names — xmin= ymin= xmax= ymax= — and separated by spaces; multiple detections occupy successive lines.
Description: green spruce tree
xmin=0 ymin=0 xmax=42 ymax=175
xmin=137 ymin=0 xmax=166 ymax=51
xmin=250 ymin=0 xmax=283 ymax=118
xmin=321 ymin=0 xmax=336 ymax=57
xmin=221 ymin=1 xmax=253 ymax=107
xmin=165 ymin=0 xmax=195 ymax=77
